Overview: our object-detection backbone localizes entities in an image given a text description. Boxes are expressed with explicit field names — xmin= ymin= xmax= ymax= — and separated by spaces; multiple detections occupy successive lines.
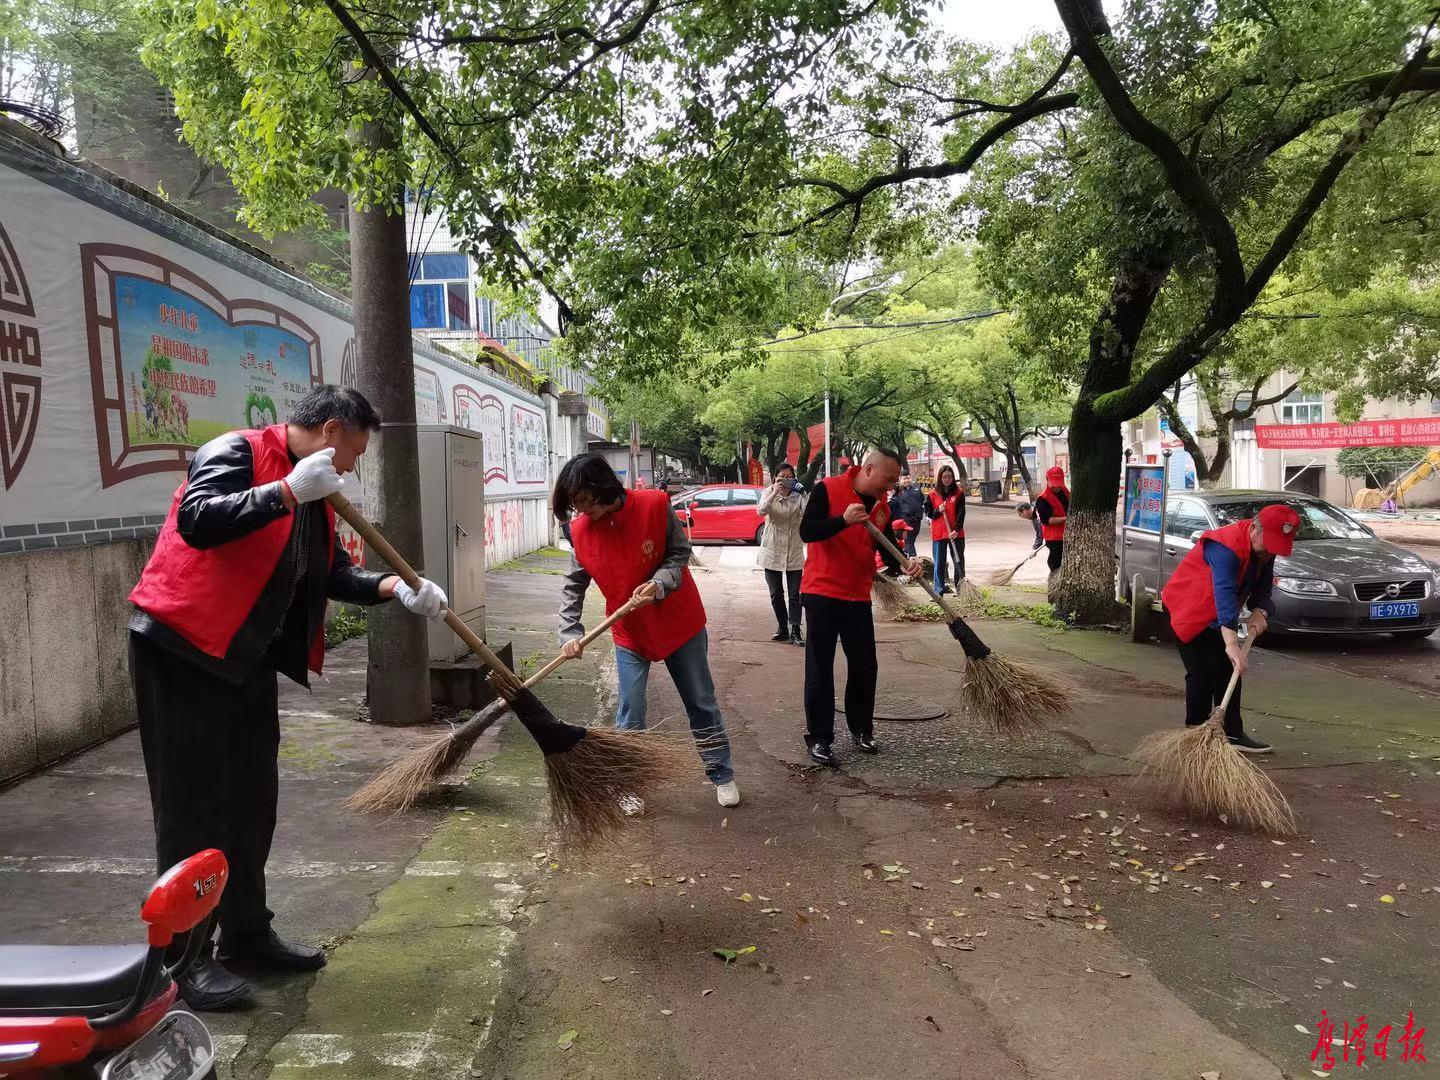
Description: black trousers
xmin=801 ymin=594 xmax=877 ymax=747
xmin=1045 ymin=540 xmax=1064 ymax=571
xmin=1174 ymin=625 xmax=1244 ymax=736
xmin=130 ymin=631 xmax=280 ymax=946
xmin=765 ymin=568 xmax=802 ymax=631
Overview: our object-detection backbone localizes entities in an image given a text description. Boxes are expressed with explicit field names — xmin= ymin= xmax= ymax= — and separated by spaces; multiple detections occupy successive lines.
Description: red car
xmin=673 ymin=484 xmax=767 ymax=544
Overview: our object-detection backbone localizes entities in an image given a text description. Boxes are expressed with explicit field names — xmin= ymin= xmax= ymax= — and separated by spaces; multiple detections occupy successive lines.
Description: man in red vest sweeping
xmin=128 ymin=386 xmax=449 ymax=1010
xmin=1034 ymin=466 xmax=1069 ymax=578
xmin=798 ymin=449 xmax=922 ymax=766
xmin=554 ymin=453 xmax=739 ymax=809
xmin=1160 ymin=503 xmax=1300 ymax=754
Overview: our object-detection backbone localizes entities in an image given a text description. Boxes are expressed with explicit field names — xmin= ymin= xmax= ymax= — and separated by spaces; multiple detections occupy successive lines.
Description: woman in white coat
xmin=758 ymin=462 xmax=808 ymax=646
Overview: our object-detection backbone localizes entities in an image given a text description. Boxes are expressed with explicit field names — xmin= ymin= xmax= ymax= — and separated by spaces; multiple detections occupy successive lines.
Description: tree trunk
xmin=350 ymin=119 xmax=430 ymax=725
xmin=1052 ymin=251 xmax=1170 ymax=624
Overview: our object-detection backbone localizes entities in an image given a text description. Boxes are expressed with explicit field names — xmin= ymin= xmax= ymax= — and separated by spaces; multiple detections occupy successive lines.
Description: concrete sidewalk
xmin=3 ymin=543 xmax=1437 ymax=1079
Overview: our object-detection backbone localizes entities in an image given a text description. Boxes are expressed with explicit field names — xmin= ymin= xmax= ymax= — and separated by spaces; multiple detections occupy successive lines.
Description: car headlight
xmin=1276 ymin=576 xmax=1337 ymax=596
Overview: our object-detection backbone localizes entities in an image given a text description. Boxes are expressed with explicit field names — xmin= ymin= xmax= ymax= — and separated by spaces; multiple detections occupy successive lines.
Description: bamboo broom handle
xmin=863 ymin=519 xmax=960 ymax=621
xmin=1216 ymin=633 xmax=1258 ymax=713
xmin=327 ymin=492 xmax=523 ymax=695
xmin=521 ymin=583 xmax=657 ymax=688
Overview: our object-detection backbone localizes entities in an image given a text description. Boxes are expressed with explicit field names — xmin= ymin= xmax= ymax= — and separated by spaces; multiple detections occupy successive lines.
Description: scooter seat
xmin=0 ymin=944 xmax=149 ymax=1015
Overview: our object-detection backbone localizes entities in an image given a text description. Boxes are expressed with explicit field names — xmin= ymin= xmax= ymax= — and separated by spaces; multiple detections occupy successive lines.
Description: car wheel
xmin=1392 ymin=628 xmax=1436 ymax=641
xmin=753 ymin=524 xmax=765 ymax=546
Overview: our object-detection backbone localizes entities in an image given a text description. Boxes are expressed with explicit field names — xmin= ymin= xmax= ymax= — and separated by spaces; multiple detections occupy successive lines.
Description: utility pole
xmin=350 ymin=111 xmax=430 ymax=725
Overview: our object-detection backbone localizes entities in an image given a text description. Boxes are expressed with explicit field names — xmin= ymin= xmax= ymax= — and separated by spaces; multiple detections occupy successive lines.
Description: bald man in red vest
xmin=554 ymin=453 xmax=739 ymax=809
xmin=798 ymin=449 xmax=922 ymax=766
xmin=1160 ymin=503 xmax=1301 ymax=754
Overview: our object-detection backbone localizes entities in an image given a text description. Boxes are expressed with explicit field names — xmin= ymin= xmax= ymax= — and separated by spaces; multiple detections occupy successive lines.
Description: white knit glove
xmin=284 ymin=448 xmax=343 ymax=504
xmin=394 ymin=577 xmax=447 ymax=619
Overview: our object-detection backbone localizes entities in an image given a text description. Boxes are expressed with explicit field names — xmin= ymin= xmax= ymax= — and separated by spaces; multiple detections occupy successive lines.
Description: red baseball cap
xmin=1257 ymin=504 xmax=1301 ymax=556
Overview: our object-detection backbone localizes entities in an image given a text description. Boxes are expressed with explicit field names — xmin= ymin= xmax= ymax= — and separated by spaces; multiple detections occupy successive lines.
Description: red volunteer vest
xmin=129 ymin=425 xmax=336 ymax=674
xmin=1037 ymin=487 xmax=1068 ymax=542
xmin=928 ymin=490 xmax=964 ymax=540
xmin=801 ymin=468 xmax=891 ymax=603
xmin=1160 ymin=520 xmax=1254 ymax=644
xmin=569 ymin=489 xmax=706 ymax=662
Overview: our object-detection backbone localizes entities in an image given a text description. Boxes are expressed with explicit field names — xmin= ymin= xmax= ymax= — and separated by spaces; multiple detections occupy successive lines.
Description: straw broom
xmin=1133 ymin=637 xmax=1296 ymax=834
xmin=940 ymin=501 xmax=984 ymax=608
xmin=990 ymin=545 xmax=1042 ymax=587
xmin=870 ymin=571 xmax=911 ymax=621
xmin=863 ymin=522 xmax=1069 ymax=733
xmin=330 ymin=495 xmax=691 ymax=842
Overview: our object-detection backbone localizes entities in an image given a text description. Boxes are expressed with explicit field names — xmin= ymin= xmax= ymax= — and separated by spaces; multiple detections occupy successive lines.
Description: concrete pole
xmin=349 ymin=117 xmax=430 ymax=726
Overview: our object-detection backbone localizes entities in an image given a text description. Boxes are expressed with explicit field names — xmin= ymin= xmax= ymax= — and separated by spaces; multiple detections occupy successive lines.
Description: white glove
xmin=284 ymin=448 xmax=343 ymax=504
xmin=394 ymin=577 xmax=447 ymax=619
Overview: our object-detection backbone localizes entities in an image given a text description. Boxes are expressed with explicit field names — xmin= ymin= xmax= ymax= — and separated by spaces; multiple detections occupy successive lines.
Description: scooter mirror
xmin=139 ymin=849 xmax=229 ymax=947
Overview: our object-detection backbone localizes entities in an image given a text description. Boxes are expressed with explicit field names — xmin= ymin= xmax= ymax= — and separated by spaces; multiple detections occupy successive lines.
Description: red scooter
xmin=0 ymin=850 xmax=228 ymax=1079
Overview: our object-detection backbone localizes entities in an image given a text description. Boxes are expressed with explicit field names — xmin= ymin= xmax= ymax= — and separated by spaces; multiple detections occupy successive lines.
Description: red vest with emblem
xmin=1037 ymin=487 xmax=1068 ymax=542
xmin=569 ymin=489 xmax=706 ymax=661
xmin=129 ymin=425 xmax=336 ymax=674
xmin=801 ymin=468 xmax=891 ymax=603
xmin=928 ymin=490 xmax=964 ymax=540
xmin=1160 ymin=520 xmax=1254 ymax=644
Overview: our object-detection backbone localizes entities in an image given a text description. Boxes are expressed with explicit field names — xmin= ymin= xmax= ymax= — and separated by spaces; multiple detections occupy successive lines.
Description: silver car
xmin=1118 ymin=490 xmax=1440 ymax=640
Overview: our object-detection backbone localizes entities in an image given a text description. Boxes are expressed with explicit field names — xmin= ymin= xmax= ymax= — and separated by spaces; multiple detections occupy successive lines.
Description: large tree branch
xmin=1244 ymin=31 xmax=1438 ymax=302
xmin=765 ymin=92 xmax=1078 ymax=238
xmin=1053 ymin=0 xmax=1246 ymax=306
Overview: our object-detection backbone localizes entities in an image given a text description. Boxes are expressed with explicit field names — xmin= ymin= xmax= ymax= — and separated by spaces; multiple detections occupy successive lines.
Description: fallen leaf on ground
xmin=557 ymin=1029 xmax=578 ymax=1050
xmin=660 ymin=1009 xmax=674 ymax=1016
xmin=1379 ymin=895 xmax=1395 ymax=904
xmin=1200 ymin=1072 xmax=1221 ymax=1080
xmin=713 ymin=948 xmax=738 ymax=963
xmin=600 ymin=976 xmax=618 ymax=984
xmin=702 ymin=988 xmax=715 ymax=997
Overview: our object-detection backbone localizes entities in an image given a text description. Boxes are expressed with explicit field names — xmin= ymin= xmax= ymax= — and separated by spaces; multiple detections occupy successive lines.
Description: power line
xmin=756 ymin=308 xmax=1007 ymax=346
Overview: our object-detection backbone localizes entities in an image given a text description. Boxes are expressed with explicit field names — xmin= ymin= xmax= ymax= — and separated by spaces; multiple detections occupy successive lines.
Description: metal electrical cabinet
xmin=417 ymin=424 xmax=487 ymax=662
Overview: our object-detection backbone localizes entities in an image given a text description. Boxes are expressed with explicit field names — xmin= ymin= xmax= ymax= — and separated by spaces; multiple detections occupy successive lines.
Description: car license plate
xmin=101 ymin=1010 xmax=213 ymax=1080
xmin=1369 ymin=601 xmax=1420 ymax=620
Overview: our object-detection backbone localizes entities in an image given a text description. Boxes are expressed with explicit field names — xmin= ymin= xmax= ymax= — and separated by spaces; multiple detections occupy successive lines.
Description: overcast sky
xmin=933 ymin=0 xmax=1064 ymax=48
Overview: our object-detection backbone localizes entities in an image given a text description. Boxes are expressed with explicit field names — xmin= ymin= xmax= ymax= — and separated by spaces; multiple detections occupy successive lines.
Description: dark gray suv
xmin=1118 ymin=490 xmax=1440 ymax=639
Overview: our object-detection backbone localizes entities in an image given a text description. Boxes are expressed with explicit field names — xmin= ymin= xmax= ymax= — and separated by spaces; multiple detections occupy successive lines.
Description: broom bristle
xmin=962 ymin=653 xmax=1071 ymax=733
xmin=346 ymin=701 xmax=507 ymax=814
xmin=543 ymin=727 xmax=696 ymax=846
xmin=955 ymin=578 xmax=984 ymax=608
xmin=871 ymin=573 xmax=911 ymax=621
xmin=989 ymin=562 xmax=1021 ymax=587
xmin=1134 ymin=714 xmax=1297 ymax=834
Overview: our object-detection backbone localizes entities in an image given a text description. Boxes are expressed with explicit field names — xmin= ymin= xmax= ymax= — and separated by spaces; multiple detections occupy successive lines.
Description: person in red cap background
xmin=1159 ymin=503 xmax=1302 ymax=754
xmin=1033 ymin=466 xmax=1069 ymax=582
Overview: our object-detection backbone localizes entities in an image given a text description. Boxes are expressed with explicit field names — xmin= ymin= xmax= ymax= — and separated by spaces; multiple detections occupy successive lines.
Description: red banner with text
xmin=1255 ymin=417 xmax=1440 ymax=450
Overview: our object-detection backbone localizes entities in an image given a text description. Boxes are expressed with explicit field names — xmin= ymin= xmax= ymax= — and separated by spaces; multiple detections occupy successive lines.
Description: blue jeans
xmin=614 ymin=630 xmax=734 ymax=784
xmin=932 ymin=538 xmax=964 ymax=593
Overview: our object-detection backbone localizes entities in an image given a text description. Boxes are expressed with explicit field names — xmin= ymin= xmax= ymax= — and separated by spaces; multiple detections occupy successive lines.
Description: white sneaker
xmin=619 ymin=795 xmax=645 ymax=816
xmin=715 ymin=780 xmax=741 ymax=808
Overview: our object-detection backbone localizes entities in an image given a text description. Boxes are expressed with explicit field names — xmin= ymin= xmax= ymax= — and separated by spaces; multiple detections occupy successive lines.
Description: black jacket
xmin=891 ymin=487 xmax=926 ymax=531
xmin=130 ymin=432 xmax=389 ymax=686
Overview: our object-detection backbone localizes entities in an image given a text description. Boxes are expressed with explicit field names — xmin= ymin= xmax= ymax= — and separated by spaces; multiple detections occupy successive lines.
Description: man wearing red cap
xmin=1033 ymin=466 xmax=1069 ymax=582
xmin=1160 ymin=503 xmax=1302 ymax=754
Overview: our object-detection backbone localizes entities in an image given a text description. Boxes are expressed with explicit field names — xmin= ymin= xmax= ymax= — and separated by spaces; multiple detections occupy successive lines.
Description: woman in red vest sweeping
xmin=128 ymin=386 xmax=449 ymax=1011
xmin=1034 ymin=466 xmax=1069 ymax=577
xmin=924 ymin=465 xmax=966 ymax=595
xmin=554 ymin=454 xmax=739 ymax=808
xmin=798 ymin=449 xmax=922 ymax=766
xmin=1159 ymin=503 xmax=1300 ymax=754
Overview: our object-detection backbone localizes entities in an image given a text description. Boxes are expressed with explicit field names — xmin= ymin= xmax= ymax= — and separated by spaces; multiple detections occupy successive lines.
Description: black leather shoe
xmin=854 ymin=734 xmax=879 ymax=754
xmin=771 ymin=627 xmax=789 ymax=641
xmin=176 ymin=957 xmax=252 ymax=1011
xmin=790 ymin=628 xmax=804 ymax=646
xmin=808 ymin=743 xmax=837 ymax=766
xmin=219 ymin=929 xmax=327 ymax=973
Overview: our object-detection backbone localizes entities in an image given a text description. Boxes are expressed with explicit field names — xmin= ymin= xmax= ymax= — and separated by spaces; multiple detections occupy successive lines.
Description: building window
xmin=1280 ymin=390 xmax=1324 ymax=425
xmin=408 ymin=253 xmax=472 ymax=331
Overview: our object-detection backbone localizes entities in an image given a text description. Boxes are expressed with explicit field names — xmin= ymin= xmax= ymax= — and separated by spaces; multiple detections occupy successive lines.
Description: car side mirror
xmin=688 ymin=501 xmax=700 ymax=511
